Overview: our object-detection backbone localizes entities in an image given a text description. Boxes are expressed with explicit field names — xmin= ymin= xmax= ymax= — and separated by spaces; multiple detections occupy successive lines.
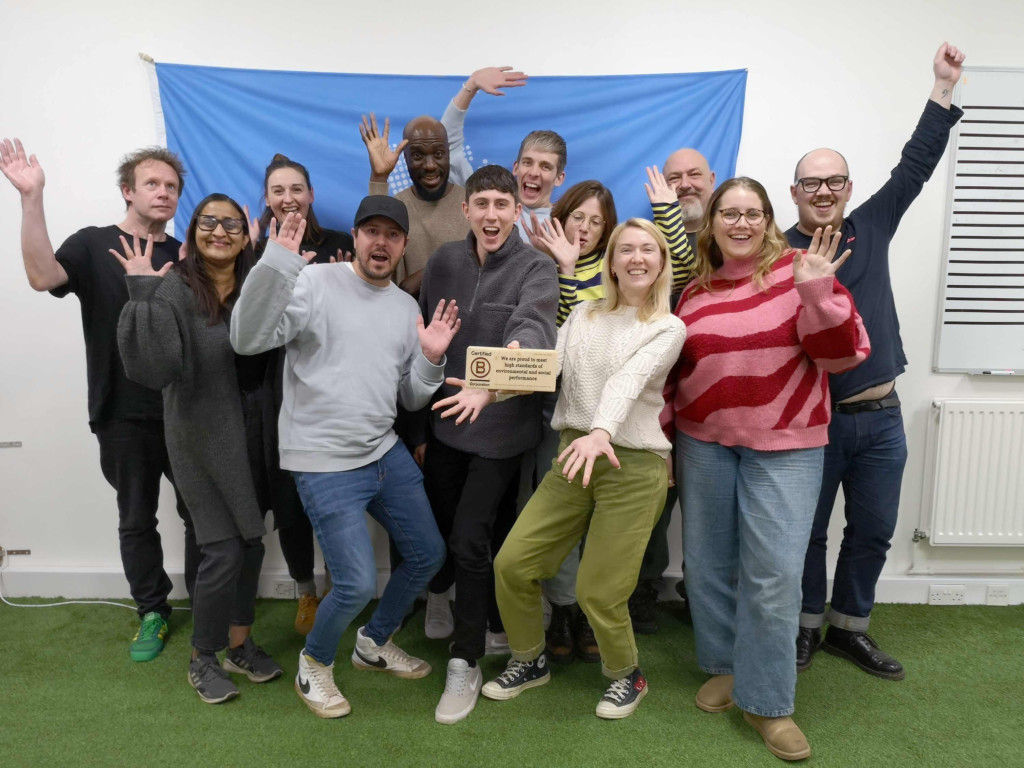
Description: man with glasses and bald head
xmin=788 ymin=42 xmax=966 ymax=681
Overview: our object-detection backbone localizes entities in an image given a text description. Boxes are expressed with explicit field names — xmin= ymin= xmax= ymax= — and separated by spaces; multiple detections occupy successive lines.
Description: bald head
xmin=662 ymin=148 xmax=715 ymax=232
xmin=793 ymin=148 xmax=849 ymax=182
xmin=790 ymin=147 xmax=853 ymax=235
xmin=403 ymin=116 xmax=450 ymax=202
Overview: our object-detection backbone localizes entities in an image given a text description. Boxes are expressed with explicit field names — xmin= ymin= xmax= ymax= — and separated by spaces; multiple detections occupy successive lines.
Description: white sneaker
xmin=295 ymin=650 xmax=351 ymax=719
xmin=425 ymin=591 xmax=454 ymax=640
xmin=351 ymin=626 xmax=432 ymax=679
xmin=485 ymin=630 xmax=510 ymax=656
xmin=435 ymin=658 xmax=482 ymax=724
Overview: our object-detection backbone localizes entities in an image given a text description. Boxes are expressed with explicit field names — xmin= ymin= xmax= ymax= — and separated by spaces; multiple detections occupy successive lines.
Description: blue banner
xmin=155 ymin=63 xmax=746 ymax=236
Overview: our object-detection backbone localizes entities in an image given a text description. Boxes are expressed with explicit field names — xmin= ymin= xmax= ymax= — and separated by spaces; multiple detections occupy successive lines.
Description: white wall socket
xmin=272 ymin=580 xmax=296 ymax=599
xmin=928 ymin=585 xmax=966 ymax=605
xmin=987 ymin=584 xmax=1011 ymax=606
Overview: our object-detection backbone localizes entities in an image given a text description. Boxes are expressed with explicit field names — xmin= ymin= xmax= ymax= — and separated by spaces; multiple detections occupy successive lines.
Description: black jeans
xmin=191 ymin=536 xmax=265 ymax=654
xmin=95 ymin=419 xmax=199 ymax=619
xmin=423 ymin=437 xmax=521 ymax=661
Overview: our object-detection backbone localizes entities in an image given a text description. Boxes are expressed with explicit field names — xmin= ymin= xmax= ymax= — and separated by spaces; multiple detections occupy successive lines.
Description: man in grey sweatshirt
xmin=230 ymin=196 xmax=460 ymax=720
xmin=420 ymin=165 xmax=559 ymax=725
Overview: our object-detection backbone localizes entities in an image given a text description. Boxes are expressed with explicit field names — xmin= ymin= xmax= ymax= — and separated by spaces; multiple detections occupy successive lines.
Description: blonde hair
xmin=692 ymin=177 xmax=790 ymax=294
xmin=591 ymin=218 xmax=672 ymax=322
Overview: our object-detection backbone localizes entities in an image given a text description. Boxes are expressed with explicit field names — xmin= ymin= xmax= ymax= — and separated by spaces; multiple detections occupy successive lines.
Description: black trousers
xmin=191 ymin=536 xmax=265 ymax=654
xmin=423 ymin=437 xmax=521 ymax=661
xmin=95 ymin=419 xmax=199 ymax=619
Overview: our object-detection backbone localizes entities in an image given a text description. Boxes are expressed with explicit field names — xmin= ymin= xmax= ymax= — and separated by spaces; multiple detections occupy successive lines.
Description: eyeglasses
xmin=568 ymin=211 xmax=605 ymax=229
xmin=196 ymin=215 xmax=244 ymax=234
xmin=795 ymin=175 xmax=849 ymax=193
xmin=718 ymin=208 xmax=766 ymax=225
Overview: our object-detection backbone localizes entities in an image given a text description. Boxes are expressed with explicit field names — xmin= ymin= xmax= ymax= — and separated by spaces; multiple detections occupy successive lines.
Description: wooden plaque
xmin=465 ymin=346 xmax=558 ymax=392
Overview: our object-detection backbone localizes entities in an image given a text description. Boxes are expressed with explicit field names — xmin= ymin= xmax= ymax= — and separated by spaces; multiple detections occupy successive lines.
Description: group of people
xmin=1 ymin=43 xmax=964 ymax=762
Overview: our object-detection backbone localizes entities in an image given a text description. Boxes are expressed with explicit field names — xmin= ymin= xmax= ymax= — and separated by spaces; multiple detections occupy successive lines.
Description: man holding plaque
xmin=419 ymin=164 xmax=558 ymax=725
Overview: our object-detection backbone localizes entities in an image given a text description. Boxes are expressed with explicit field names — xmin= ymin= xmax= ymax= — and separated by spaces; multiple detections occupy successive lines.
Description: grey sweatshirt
xmin=230 ymin=241 xmax=446 ymax=472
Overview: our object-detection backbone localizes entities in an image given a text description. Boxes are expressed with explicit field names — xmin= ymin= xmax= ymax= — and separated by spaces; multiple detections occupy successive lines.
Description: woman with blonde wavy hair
xmin=663 ymin=177 xmax=870 ymax=761
xmin=435 ymin=218 xmax=686 ymax=720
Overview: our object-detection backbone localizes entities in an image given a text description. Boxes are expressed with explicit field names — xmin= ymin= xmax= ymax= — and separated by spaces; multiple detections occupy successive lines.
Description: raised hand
xmin=432 ymin=377 xmax=494 ymax=424
xmin=644 ymin=165 xmax=677 ymax=205
xmin=557 ymin=428 xmax=620 ymax=488
xmin=417 ymin=299 xmax=461 ymax=364
xmin=359 ymin=113 xmax=408 ymax=182
xmin=109 ymin=232 xmax=173 ymax=277
xmin=268 ymin=212 xmax=307 ymax=255
xmin=243 ymin=204 xmax=262 ymax=246
xmin=0 ymin=138 xmax=45 ymax=197
xmin=794 ymin=226 xmax=851 ymax=283
xmin=934 ymin=42 xmax=966 ymax=86
xmin=468 ymin=66 xmax=528 ymax=96
xmin=534 ymin=217 xmax=581 ymax=276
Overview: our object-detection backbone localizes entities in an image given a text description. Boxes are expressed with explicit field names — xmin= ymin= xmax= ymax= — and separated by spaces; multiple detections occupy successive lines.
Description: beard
xmin=413 ymin=177 xmax=449 ymax=202
xmin=678 ymin=195 xmax=705 ymax=226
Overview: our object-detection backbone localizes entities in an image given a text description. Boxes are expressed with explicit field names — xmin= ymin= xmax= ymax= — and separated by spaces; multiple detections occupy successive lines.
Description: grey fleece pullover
xmin=230 ymin=240 xmax=445 ymax=472
xmin=420 ymin=228 xmax=558 ymax=459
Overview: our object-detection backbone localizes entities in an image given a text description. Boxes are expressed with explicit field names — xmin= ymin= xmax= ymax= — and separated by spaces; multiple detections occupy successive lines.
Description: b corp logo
xmin=471 ymin=358 xmax=491 ymax=378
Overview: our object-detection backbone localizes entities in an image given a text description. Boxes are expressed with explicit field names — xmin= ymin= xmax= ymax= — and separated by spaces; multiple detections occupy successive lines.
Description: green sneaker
xmin=130 ymin=612 xmax=168 ymax=662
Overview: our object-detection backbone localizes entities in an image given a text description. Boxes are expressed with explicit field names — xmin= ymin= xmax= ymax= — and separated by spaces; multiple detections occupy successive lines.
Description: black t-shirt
xmin=51 ymin=224 xmax=181 ymax=429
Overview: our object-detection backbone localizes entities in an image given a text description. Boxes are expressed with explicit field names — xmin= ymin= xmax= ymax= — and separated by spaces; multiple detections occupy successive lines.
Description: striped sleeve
xmin=795 ymin=275 xmax=871 ymax=373
xmin=652 ymin=201 xmax=696 ymax=293
xmin=557 ymin=273 xmax=581 ymax=327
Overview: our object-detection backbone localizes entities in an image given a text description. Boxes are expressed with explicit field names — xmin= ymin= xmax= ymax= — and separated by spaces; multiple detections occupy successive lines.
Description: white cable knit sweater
xmin=551 ymin=302 xmax=686 ymax=458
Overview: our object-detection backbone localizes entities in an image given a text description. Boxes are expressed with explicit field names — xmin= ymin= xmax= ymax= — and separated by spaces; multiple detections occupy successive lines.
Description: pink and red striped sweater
xmin=662 ymin=250 xmax=870 ymax=451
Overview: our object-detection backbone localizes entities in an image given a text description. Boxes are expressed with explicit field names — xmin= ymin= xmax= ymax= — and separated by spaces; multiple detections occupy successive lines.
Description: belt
xmin=833 ymin=395 xmax=901 ymax=415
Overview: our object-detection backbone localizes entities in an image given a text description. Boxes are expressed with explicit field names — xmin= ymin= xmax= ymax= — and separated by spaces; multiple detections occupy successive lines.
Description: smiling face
xmin=266 ymin=167 xmax=314 ymax=225
xmin=463 ymin=189 xmax=520 ymax=262
xmin=512 ymin=148 xmax=564 ymax=209
xmin=663 ymin=149 xmax=715 ymax=231
xmin=711 ymin=187 xmax=769 ymax=262
xmin=194 ymin=200 xmax=248 ymax=268
xmin=791 ymin=149 xmax=852 ymax=234
xmin=404 ymin=118 xmax=450 ymax=202
xmin=122 ymin=159 xmax=180 ymax=223
xmin=351 ymin=215 xmax=407 ymax=286
xmin=563 ymin=196 xmax=606 ymax=256
xmin=610 ymin=225 xmax=664 ymax=305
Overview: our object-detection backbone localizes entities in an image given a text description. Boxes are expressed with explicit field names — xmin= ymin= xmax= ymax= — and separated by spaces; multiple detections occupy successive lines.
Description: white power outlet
xmin=987 ymin=584 xmax=1011 ymax=606
xmin=272 ymin=580 xmax=296 ymax=599
xmin=929 ymin=585 xmax=966 ymax=605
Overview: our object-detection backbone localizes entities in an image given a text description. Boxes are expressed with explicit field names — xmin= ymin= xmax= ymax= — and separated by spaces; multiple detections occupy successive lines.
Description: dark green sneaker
xmin=129 ymin=612 xmax=168 ymax=662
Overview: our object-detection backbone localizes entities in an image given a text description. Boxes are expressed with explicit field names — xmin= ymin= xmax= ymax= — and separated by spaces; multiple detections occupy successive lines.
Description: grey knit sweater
xmin=117 ymin=271 xmax=265 ymax=545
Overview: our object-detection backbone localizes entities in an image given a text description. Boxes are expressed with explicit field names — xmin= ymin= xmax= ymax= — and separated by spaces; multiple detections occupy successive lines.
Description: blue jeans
xmin=678 ymin=433 xmax=822 ymax=718
xmin=800 ymin=404 xmax=907 ymax=631
xmin=293 ymin=442 xmax=445 ymax=666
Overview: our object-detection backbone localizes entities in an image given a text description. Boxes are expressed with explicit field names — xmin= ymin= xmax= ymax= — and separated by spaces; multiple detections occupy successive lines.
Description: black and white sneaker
xmin=481 ymin=652 xmax=551 ymax=701
xmin=351 ymin=626 xmax=431 ymax=679
xmin=595 ymin=667 xmax=648 ymax=719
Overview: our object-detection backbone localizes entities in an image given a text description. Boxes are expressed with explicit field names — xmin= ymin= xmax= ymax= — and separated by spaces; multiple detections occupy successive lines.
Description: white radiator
xmin=921 ymin=399 xmax=1024 ymax=546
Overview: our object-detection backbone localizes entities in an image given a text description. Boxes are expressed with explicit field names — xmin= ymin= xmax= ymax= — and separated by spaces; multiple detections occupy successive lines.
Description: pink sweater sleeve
xmin=795 ymin=275 xmax=871 ymax=374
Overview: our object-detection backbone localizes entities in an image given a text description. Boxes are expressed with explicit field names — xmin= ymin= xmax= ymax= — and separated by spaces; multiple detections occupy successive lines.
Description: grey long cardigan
xmin=117 ymin=271 xmax=266 ymax=545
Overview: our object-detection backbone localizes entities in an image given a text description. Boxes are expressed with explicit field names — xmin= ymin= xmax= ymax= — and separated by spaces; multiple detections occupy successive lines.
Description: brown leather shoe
xmin=694 ymin=674 xmax=734 ymax=713
xmin=545 ymin=603 xmax=576 ymax=664
xmin=743 ymin=711 xmax=811 ymax=761
xmin=574 ymin=611 xmax=601 ymax=663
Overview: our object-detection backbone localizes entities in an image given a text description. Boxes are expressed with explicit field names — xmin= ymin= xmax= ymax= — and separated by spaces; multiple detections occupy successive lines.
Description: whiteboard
xmin=934 ymin=66 xmax=1024 ymax=375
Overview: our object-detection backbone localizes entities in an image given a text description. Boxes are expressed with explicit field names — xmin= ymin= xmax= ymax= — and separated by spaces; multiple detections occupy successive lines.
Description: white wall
xmin=1 ymin=0 xmax=1022 ymax=602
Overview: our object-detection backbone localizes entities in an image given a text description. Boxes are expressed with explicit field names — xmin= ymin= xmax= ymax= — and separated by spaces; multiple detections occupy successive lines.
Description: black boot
xmin=628 ymin=581 xmax=659 ymax=635
xmin=796 ymin=626 xmax=821 ymax=672
xmin=545 ymin=603 xmax=576 ymax=664
xmin=574 ymin=610 xmax=601 ymax=663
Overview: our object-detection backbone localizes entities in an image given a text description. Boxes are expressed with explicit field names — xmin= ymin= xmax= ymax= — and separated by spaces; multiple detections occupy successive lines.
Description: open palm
xmin=794 ymin=225 xmax=851 ymax=283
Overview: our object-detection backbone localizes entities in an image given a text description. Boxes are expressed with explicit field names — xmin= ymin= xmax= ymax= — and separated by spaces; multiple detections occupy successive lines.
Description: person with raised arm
xmin=230 ymin=197 xmax=457 ymax=719
xmin=790 ymin=43 xmax=965 ymax=681
xmin=665 ymin=178 xmax=870 ymax=761
xmin=0 ymin=138 xmax=198 ymax=663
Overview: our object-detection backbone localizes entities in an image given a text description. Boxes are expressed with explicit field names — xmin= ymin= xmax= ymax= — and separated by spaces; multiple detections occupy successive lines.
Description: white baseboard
xmin=3 ymin=569 xmax=1022 ymax=606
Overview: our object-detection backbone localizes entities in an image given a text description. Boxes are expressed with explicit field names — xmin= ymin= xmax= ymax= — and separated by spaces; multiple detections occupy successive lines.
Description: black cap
xmin=353 ymin=195 xmax=409 ymax=234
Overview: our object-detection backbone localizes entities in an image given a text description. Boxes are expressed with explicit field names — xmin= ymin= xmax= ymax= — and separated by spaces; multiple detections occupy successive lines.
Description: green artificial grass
xmin=1 ymin=598 xmax=1022 ymax=767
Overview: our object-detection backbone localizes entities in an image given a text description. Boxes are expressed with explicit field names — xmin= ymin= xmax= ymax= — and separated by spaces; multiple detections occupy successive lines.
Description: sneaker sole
xmin=424 ymin=625 xmax=454 ymax=640
xmin=822 ymin=642 xmax=905 ymax=681
xmin=294 ymin=679 xmax=351 ymax=718
xmin=434 ymin=692 xmax=480 ymax=724
xmin=350 ymin=655 xmax=432 ymax=679
xmin=596 ymin=683 xmax=648 ymax=719
xmin=481 ymin=671 xmax=551 ymax=701
xmin=129 ymin=647 xmax=164 ymax=663
xmin=188 ymin=672 xmax=239 ymax=704
xmin=222 ymin=657 xmax=284 ymax=683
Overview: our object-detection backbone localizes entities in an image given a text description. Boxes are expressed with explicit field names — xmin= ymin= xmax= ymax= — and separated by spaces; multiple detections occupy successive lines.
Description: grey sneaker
xmin=222 ymin=638 xmax=283 ymax=683
xmin=351 ymin=626 xmax=431 ymax=679
xmin=435 ymin=658 xmax=482 ymax=724
xmin=481 ymin=653 xmax=551 ymax=701
xmin=485 ymin=630 xmax=510 ymax=656
xmin=595 ymin=667 xmax=648 ymax=719
xmin=189 ymin=655 xmax=240 ymax=704
xmin=425 ymin=591 xmax=454 ymax=640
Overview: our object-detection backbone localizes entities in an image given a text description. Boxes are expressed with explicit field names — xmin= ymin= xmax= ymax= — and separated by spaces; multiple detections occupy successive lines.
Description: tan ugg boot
xmin=743 ymin=711 xmax=811 ymax=761
xmin=694 ymin=674 xmax=734 ymax=713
